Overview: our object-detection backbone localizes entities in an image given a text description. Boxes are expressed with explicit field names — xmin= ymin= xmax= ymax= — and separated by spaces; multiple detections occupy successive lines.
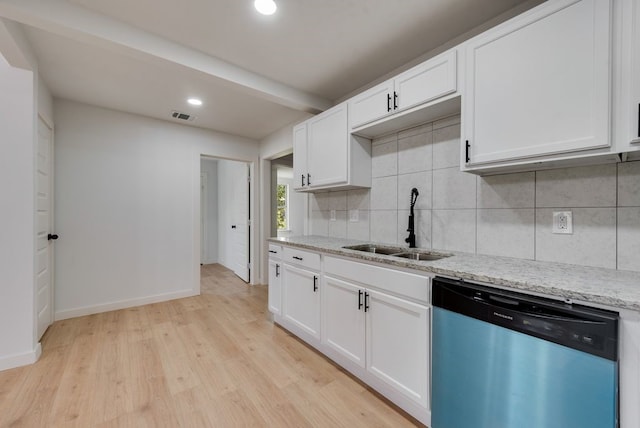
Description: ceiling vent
xmin=171 ymin=111 xmax=196 ymax=121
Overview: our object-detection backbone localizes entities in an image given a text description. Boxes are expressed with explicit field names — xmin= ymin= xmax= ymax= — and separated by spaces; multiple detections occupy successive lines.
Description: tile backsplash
xmin=309 ymin=115 xmax=640 ymax=272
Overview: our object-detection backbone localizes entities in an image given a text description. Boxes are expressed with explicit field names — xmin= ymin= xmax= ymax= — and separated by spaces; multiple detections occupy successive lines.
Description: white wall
xmin=54 ymin=100 xmax=259 ymax=319
xmin=0 ymin=56 xmax=37 ymax=370
xmin=200 ymin=158 xmax=218 ymax=264
xmin=0 ymin=18 xmax=54 ymax=371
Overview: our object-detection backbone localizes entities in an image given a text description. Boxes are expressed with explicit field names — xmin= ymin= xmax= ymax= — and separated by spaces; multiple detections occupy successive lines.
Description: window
xmin=277 ymin=183 xmax=289 ymax=230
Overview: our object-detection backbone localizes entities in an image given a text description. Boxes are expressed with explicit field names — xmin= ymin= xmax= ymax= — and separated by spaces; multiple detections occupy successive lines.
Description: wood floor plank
xmin=0 ymin=263 xmax=422 ymax=427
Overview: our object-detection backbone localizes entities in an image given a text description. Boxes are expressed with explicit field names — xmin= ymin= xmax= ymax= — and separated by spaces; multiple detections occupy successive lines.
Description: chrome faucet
xmin=405 ymin=188 xmax=419 ymax=248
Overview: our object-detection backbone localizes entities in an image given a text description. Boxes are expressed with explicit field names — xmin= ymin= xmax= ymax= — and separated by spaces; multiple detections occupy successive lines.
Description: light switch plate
xmin=349 ymin=209 xmax=359 ymax=222
xmin=552 ymin=211 xmax=573 ymax=234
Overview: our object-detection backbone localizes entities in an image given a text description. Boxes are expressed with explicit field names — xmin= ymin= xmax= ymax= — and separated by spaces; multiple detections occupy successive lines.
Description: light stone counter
xmin=268 ymin=235 xmax=640 ymax=312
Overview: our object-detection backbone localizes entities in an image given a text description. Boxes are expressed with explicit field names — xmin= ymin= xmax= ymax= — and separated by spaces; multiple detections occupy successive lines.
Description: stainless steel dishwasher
xmin=432 ymin=277 xmax=619 ymax=428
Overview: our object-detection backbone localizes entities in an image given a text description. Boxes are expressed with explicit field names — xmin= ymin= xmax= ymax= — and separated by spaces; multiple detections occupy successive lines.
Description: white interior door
xmin=200 ymin=172 xmax=207 ymax=264
xmin=230 ymin=163 xmax=249 ymax=282
xmin=36 ymin=116 xmax=54 ymax=339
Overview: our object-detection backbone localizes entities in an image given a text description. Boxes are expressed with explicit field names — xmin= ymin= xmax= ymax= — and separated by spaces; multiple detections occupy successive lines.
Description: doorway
xmin=271 ymin=154 xmax=306 ymax=238
xmin=200 ymin=156 xmax=251 ymax=283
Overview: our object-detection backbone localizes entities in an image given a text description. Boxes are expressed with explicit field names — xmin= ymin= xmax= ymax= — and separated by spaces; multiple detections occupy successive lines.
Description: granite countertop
xmin=268 ymin=235 xmax=640 ymax=312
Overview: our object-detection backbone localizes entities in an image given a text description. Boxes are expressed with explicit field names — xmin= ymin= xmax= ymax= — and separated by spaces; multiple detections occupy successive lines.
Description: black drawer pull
xmin=393 ymin=91 xmax=398 ymax=110
xmin=313 ymin=275 xmax=318 ymax=292
xmin=292 ymin=256 xmax=303 ymax=261
xmin=364 ymin=292 xmax=370 ymax=312
xmin=301 ymin=174 xmax=305 ymax=187
xmin=358 ymin=289 xmax=363 ymax=310
xmin=269 ymin=250 xmax=277 ymax=254
xmin=387 ymin=93 xmax=391 ymax=112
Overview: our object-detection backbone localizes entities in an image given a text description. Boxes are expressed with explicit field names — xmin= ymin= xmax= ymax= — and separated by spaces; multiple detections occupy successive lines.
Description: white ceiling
xmin=0 ymin=0 xmax=539 ymax=140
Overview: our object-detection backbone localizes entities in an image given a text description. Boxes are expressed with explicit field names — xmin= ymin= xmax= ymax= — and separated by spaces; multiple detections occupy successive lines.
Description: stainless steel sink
xmin=393 ymin=252 xmax=451 ymax=261
xmin=342 ymin=244 xmax=406 ymax=255
xmin=342 ymin=244 xmax=452 ymax=261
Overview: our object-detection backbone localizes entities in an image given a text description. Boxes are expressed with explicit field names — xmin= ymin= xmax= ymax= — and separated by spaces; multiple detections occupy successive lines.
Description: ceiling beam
xmin=0 ymin=0 xmax=332 ymax=113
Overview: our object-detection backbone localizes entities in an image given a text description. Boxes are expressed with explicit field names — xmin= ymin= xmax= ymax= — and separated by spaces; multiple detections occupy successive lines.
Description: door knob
xmin=47 ymin=234 xmax=59 ymax=241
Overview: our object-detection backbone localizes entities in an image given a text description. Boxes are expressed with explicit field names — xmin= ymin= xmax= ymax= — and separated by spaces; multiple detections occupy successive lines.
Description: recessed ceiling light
xmin=254 ymin=0 xmax=277 ymax=15
xmin=187 ymin=98 xmax=203 ymax=106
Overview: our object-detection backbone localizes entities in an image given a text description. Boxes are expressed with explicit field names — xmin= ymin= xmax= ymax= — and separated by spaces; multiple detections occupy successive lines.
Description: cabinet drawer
xmin=325 ymin=256 xmax=430 ymax=304
xmin=283 ymin=246 xmax=321 ymax=271
xmin=268 ymin=244 xmax=283 ymax=259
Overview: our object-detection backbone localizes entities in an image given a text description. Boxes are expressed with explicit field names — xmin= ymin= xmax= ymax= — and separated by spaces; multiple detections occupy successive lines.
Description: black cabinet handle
xmin=387 ymin=93 xmax=391 ymax=112
xmin=393 ymin=91 xmax=398 ymax=110
xmin=301 ymin=174 xmax=305 ymax=187
xmin=465 ymin=140 xmax=470 ymax=163
xmin=231 ymin=225 xmax=237 ymax=229
xmin=292 ymin=256 xmax=303 ymax=261
xmin=313 ymin=275 xmax=318 ymax=292
xmin=47 ymin=233 xmax=59 ymax=241
xmin=364 ymin=292 xmax=370 ymax=312
xmin=307 ymin=174 xmax=311 ymax=186
xmin=275 ymin=264 xmax=280 ymax=277
xmin=269 ymin=250 xmax=277 ymax=254
xmin=358 ymin=289 xmax=363 ymax=310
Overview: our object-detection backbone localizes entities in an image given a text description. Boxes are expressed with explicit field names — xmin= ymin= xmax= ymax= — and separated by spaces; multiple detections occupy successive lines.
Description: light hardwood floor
xmin=0 ymin=264 xmax=423 ymax=427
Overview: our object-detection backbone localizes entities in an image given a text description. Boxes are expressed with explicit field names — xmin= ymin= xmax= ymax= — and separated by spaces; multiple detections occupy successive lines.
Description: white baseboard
xmin=0 ymin=343 xmax=41 ymax=372
xmin=54 ymin=289 xmax=198 ymax=321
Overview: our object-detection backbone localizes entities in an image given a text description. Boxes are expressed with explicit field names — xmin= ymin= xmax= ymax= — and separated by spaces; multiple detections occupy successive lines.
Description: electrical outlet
xmin=330 ymin=209 xmax=336 ymax=221
xmin=552 ymin=211 xmax=573 ymax=234
xmin=349 ymin=209 xmax=359 ymax=222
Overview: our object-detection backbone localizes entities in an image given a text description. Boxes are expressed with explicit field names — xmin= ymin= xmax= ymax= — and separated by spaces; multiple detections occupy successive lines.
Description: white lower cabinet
xmin=366 ymin=289 xmax=429 ymax=410
xmin=323 ymin=276 xmax=366 ymax=368
xmin=267 ymin=259 xmax=281 ymax=315
xmin=619 ymin=310 xmax=640 ymax=428
xmin=321 ymin=263 xmax=431 ymax=425
xmin=281 ymin=263 xmax=320 ymax=341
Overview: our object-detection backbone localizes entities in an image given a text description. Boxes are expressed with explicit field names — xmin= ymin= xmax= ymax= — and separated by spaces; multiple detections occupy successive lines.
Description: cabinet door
xmin=282 ymin=264 xmax=320 ymax=340
xmin=395 ymin=49 xmax=457 ymax=112
xmin=267 ymin=259 xmax=281 ymax=315
xmin=463 ymin=0 xmax=611 ymax=166
xmin=349 ymin=80 xmax=394 ymax=129
xmin=292 ymin=123 xmax=308 ymax=190
xmin=322 ymin=276 xmax=366 ymax=368
xmin=620 ymin=313 xmax=640 ymax=428
xmin=366 ymin=289 xmax=429 ymax=409
xmin=307 ymin=103 xmax=349 ymax=188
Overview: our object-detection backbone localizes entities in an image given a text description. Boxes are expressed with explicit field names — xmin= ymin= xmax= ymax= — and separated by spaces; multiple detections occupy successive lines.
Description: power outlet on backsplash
xmin=552 ymin=211 xmax=573 ymax=234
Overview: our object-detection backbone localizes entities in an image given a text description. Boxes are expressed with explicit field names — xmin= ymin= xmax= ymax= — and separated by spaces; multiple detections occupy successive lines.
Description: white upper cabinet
xmin=307 ymin=103 xmax=349 ymax=188
xmin=349 ymin=49 xmax=458 ymax=137
xmin=349 ymin=80 xmax=395 ymax=131
xmin=462 ymin=0 xmax=612 ymax=171
xmin=616 ymin=0 xmax=640 ymax=156
xmin=292 ymin=123 xmax=308 ymax=190
xmin=292 ymin=103 xmax=371 ymax=192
